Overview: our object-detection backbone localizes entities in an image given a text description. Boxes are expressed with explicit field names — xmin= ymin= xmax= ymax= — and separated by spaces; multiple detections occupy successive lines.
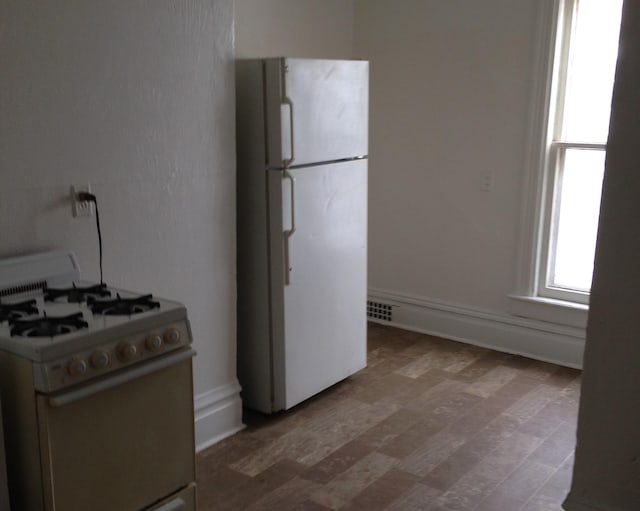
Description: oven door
xmin=36 ymin=349 xmax=196 ymax=511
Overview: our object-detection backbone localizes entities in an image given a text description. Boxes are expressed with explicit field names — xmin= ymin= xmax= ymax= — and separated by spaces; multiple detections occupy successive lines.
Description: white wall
xmin=355 ymin=0 xmax=533 ymax=309
xmin=235 ymin=0 xmax=354 ymax=59
xmin=0 ymin=0 xmax=242 ymax=449
xmin=354 ymin=0 xmax=584 ymax=366
xmin=564 ymin=2 xmax=640 ymax=509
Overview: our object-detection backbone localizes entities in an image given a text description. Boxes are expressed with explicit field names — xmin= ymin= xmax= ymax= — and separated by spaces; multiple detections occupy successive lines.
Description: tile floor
xmin=197 ymin=323 xmax=580 ymax=510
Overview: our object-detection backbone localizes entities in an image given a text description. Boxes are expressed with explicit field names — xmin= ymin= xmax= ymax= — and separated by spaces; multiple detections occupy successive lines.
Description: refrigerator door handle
xmin=281 ymin=97 xmax=295 ymax=166
xmin=283 ymin=169 xmax=296 ymax=285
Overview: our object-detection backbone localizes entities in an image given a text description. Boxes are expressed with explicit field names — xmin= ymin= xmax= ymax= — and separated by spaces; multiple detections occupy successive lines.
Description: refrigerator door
xmin=267 ymin=159 xmax=368 ymax=411
xmin=265 ymin=58 xmax=369 ymax=168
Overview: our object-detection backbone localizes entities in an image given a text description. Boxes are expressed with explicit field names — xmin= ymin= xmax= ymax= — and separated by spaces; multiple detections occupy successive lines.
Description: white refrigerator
xmin=236 ymin=58 xmax=369 ymax=414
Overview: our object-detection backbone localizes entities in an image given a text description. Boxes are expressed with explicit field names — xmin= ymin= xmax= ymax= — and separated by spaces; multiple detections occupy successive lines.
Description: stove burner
xmin=88 ymin=294 xmax=160 ymax=316
xmin=10 ymin=312 xmax=88 ymax=338
xmin=44 ymin=283 xmax=111 ymax=303
xmin=0 ymin=299 xmax=39 ymax=323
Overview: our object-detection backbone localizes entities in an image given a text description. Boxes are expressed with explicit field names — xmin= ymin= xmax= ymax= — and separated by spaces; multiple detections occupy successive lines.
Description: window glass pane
xmin=551 ymin=148 xmax=605 ymax=291
xmin=561 ymin=0 xmax=622 ymax=142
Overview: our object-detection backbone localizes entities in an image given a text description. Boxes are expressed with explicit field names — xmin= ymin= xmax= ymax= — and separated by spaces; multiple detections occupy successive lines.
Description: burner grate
xmin=0 ymin=299 xmax=39 ymax=323
xmin=10 ymin=312 xmax=88 ymax=338
xmin=88 ymin=294 xmax=160 ymax=316
xmin=44 ymin=283 xmax=111 ymax=303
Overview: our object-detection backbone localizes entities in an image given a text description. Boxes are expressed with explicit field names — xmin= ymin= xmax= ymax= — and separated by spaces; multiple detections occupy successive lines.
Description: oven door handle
xmin=48 ymin=348 xmax=196 ymax=407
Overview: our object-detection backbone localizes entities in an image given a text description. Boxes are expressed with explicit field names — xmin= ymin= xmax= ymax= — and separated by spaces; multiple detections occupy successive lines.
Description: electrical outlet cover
xmin=71 ymin=185 xmax=93 ymax=217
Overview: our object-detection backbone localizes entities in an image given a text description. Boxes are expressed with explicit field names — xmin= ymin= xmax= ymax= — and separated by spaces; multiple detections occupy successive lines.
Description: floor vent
xmin=367 ymin=300 xmax=393 ymax=322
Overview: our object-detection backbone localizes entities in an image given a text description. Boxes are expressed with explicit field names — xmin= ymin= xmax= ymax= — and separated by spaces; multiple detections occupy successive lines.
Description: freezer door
xmin=265 ymin=58 xmax=369 ymax=167
xmin=268 ymin=159 xmax=367 ymax=411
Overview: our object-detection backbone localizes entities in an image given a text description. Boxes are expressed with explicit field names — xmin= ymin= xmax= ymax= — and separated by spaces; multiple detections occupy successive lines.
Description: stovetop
xmin=0 ymin=251 xmax=194 ymax=394
xmin=0 ymin=281 xmax=188 ymax=362
xmin=0 ymin=251 xmax=191 ymax=369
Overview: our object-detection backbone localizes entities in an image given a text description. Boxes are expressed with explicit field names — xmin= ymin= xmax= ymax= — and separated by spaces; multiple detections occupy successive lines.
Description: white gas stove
xmin=0 ymin=251 xmax=197 ymax=511
xmin=0 ymin=251 xmax=192 ymax=393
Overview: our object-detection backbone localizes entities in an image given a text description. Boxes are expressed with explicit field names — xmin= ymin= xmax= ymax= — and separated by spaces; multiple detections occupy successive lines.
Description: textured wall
xmin=0 ymin=0 xmax=237 ymax=413
xmin=565 ymin=2 xmax=640 ymax=509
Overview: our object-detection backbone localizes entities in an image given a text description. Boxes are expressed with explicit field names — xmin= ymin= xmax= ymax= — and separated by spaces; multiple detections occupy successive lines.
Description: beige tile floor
xmin=197 ymin=323 xmax=580 ymax=510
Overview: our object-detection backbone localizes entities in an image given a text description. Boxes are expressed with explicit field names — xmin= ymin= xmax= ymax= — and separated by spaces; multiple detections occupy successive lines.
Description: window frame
xmin=510 ymin=0 xmax=618 ymax=325
xmin=536 ymin=0 xmax=620 ymax=305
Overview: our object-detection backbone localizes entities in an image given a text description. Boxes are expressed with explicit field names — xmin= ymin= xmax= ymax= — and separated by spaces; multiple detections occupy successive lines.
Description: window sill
xmin=509 ymin=294 xmax=588 ymax=329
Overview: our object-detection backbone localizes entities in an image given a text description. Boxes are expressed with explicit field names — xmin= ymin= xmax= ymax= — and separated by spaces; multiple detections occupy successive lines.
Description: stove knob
xmin=118 ymin=342 xmax=138 ymax=362
xmin=91 ymin=350 xmax=110 ymax=369
xmin=68 ymin=357 xmax=88 ymax=377
xmin=164 ymin=327 xmax=181 ymax=345
xmin=145 ymin=333 xmax=163 ymax=351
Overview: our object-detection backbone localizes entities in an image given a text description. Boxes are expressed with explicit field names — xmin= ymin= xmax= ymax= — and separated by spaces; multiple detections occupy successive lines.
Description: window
xmin=511 ymin=0 xmax=623 ymax=323
xmin=539 ymin=0 xmax=623 ymax=304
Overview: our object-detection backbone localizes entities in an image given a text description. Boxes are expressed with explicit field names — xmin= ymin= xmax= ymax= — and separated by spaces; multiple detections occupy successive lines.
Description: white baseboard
xmin=368 ymin=288 xmax=586 ymax=369
xmin=194 ymin=380 xmax=245 ymax=452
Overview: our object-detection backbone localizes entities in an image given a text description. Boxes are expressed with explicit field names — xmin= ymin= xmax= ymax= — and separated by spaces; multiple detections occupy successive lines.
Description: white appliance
xmin=236 ymin=57 xmax=369 ymax=414
xmin=0 ymin=251 xmax=196 ymax=511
